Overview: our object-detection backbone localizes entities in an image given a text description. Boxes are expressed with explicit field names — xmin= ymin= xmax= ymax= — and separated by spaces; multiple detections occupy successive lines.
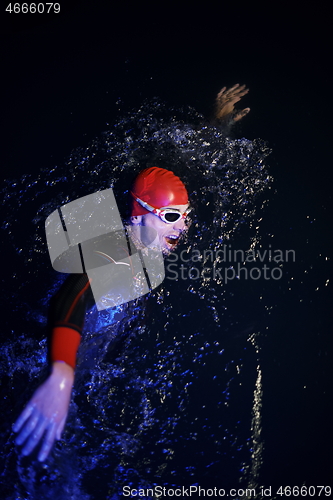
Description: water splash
xmin=1 ymin=99 xmax=272 ymax=499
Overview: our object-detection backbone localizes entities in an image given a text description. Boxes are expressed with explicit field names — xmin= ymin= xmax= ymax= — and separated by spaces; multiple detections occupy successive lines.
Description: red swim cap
xmin=131 ymin=167 xmax=188 ymax=216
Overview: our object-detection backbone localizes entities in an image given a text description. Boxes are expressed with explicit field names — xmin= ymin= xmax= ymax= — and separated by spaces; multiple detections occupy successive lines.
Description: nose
xmin=173 ymin=217 xmax=186 ymax=232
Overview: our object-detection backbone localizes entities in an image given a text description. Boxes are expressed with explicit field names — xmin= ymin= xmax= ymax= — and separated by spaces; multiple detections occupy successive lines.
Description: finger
xmin=13 ymin=404 xmax=35 ymax=433
xmin=238 ymin=107 xmax=250 ymax=115
xmin=236 ymin=87 xmax=249 ymax=97
xmin=217 ymin=86 xmax=226 ymax=96
xmin=15 ymin=408 xmax=40 ymax=446
xmin=226 ymin=83 xmax=240 ymax=91
xmin=38 ymin=421 xmax=57 ymax=462
xmin=233 ymin=107 xmax=250 ymax=122
xmin=21 ymin=417 xmax=47 ymax=456
xmin=225 ymin=84 xmax=248 ymax=98
xmin=235 ymin=88 xmax=249 ymax=97
xmin=224 ymin=83 xmax=241 ymax=96
xmin=56 ymin=416 xmax=66 ymax=440
xmin=217 ymin=85 xmax=240 ymax=101
xmin=216 ymin=87 xmax=227 ymax=101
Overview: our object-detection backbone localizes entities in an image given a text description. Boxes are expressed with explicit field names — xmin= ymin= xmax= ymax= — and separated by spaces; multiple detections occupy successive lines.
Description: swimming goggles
xmin=133 ymin=195 xmax=191 ymax=224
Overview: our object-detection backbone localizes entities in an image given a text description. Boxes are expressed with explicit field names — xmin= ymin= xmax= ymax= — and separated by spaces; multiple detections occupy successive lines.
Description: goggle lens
xmin=163 ymin=212 xmax=182 ymax=223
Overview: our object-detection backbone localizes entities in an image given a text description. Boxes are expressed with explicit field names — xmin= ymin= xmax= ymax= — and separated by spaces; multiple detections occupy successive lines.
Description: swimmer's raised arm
xmin=214 ymin=83 xmax=250 ymax=123
xmin=13 ymin=361 xmax=74 ymax=461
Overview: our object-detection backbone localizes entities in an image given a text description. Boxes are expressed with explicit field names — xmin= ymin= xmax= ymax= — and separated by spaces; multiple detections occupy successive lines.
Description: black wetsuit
xmin=48 ymin=229 xmax=157 ymax=368
xmin=49 ymin=273 xmax=94 ymax=368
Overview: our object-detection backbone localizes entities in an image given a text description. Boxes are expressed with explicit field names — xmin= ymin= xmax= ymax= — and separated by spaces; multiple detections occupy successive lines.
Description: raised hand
xmin=215 ymin=83 xmax=250 ymax=123
xmin=13 ymin=361 xmax=74 ymax=462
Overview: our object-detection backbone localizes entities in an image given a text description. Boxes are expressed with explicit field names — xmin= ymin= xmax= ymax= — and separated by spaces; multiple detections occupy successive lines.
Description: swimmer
xmin=13 ymin=85 xmax=250 ymax=462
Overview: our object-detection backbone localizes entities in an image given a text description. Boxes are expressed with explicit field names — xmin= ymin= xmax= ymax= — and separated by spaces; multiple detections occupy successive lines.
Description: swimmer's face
xmin=130 ymin=204 xmax=189 ymax=255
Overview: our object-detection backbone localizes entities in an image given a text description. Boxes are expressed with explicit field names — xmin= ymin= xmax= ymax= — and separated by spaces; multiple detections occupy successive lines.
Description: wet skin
xmin=130 ymin=204 xmax=189 ymax=255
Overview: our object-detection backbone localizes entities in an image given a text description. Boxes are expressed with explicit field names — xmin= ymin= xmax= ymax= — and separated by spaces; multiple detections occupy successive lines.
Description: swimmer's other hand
xmin=214 ymin=83 xmax=250 ymax=123
xmin=13 ymin=361 xmax=74 ymax=462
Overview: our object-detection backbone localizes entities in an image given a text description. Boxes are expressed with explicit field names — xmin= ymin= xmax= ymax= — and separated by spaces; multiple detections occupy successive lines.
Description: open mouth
xmin=165 ymin=235 xmax=180 ymax=247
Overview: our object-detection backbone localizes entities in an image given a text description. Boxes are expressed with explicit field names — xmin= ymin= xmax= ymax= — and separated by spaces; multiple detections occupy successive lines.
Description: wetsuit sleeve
xmin=49 ymin=230 xmax=131 ymax=368
xmin=49 ymin=274 xmax=95 ymax=369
